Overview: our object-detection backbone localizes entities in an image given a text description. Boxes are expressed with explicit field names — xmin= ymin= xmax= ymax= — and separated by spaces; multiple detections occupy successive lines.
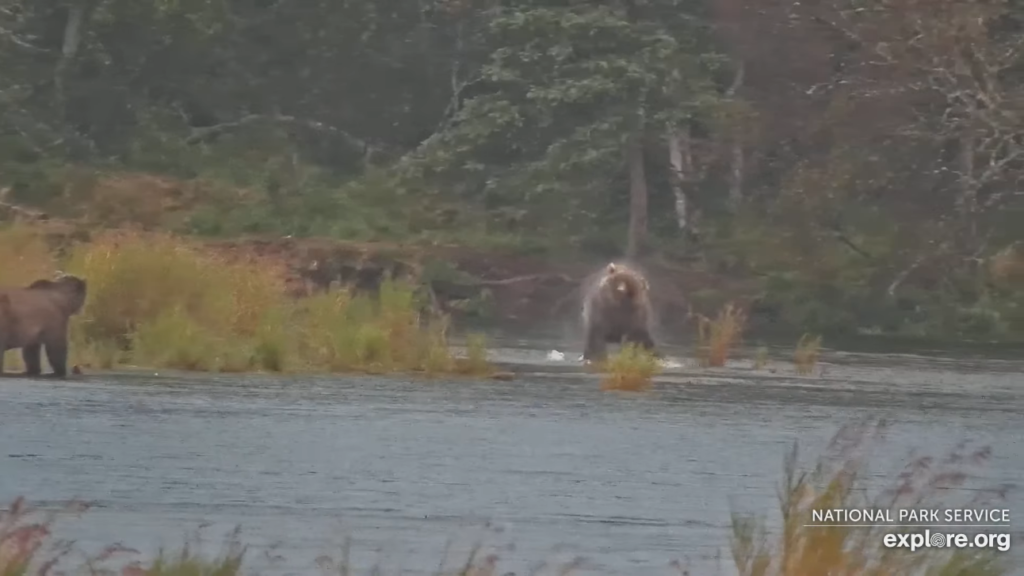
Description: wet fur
xmin=581 ymin=263 xmax=659 ymax=362
xmin=0 ymin=275 xmax=87 ymax=378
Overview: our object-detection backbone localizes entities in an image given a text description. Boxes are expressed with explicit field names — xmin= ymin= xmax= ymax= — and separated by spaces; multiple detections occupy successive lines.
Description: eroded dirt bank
xmin=18 ymin=214 xmax=762 ymax=335
xmin=204 ymin=236 xmax=763 ymax=334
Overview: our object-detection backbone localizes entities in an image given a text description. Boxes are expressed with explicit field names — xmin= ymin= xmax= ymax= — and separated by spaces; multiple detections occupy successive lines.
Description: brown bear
xmin=580 ymin=262 xmax=659 ymax=363
xmin=0 ymin=273 xmax=88 ymax=378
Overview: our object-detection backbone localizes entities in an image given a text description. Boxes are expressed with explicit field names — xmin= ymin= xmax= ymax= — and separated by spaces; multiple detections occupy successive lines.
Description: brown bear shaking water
xmin=581 ymin=262 xmax=659 ymax=363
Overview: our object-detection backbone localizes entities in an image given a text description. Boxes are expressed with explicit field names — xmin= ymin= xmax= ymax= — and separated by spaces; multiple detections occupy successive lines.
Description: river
xmin=1 ymin=340 xmax=1022 ymax=575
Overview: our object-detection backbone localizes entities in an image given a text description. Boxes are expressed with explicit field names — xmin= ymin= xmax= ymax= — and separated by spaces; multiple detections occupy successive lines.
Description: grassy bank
xmin=0 ymin=221 xmax=844 ymax=382
xmin=0 ymin=226 xmax=494 ymax=377
xmin=0 ymin=421 xmax=1011 ymax=575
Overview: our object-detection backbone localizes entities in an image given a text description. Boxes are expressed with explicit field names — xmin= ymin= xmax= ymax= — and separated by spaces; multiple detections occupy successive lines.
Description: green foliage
xmin=404 ymin=1 xmax=723 ymax=246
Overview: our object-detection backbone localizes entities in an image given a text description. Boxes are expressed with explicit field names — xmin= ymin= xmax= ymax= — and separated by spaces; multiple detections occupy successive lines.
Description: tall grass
xmin=0 ymin=226 xmax=56 ymax=287
xmin=0 ymin=497 xmax=89 ymax=576
xmin=695 ymin=302 xmax=747 ymax=367
xmin=120 ymin=532 xmax=246 ymax=576
xmin=0 ymin=226 xmax=493 ymax=377
xmin=731 ymin=419 xmax=1010 ymax=576
xmin=1 ymin=421 xmax=1010 ymax=576
xmin=793 ymin=334 xmax=822 ymax=376
xmin=62 ymin=230 xmax=287 ymax=372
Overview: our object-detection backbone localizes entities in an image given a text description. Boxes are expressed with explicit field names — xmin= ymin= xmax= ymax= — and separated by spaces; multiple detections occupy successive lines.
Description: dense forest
xmin=1 ymin=0 xmax=1022 ymax=340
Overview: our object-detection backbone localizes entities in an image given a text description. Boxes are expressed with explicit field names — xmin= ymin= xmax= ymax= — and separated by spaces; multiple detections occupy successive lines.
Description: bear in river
xmin=580 ymin=262 xmax=659 ymax=363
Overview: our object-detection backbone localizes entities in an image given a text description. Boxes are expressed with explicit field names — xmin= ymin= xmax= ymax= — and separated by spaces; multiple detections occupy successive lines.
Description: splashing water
xmin=546 ymin=349 xmax=682 ymax=369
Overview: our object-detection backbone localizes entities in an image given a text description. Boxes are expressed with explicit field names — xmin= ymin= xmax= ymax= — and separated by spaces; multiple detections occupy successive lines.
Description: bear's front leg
xmin=582 ymin=328 xmax=609 ymax=364
xmin=626 ymin=329 xmax=662 ymax=359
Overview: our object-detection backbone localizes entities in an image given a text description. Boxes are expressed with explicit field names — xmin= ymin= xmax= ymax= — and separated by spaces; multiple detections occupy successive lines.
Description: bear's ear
xmin=606 ymin=263 xmax=618 ymax=274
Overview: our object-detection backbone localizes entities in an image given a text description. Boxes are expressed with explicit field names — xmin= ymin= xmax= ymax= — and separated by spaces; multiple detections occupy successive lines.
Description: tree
xmin=406 ymin=0 xmax=722 ymax=254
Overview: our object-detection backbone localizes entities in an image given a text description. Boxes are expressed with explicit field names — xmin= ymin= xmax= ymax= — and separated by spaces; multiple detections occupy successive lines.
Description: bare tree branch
xmin=184 ymin=114 xmax=368 ymax=153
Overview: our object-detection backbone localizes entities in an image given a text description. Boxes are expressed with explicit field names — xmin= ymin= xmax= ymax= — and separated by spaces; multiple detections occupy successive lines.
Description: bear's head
xmin=601 ymin=263 xmax=649 ymax=304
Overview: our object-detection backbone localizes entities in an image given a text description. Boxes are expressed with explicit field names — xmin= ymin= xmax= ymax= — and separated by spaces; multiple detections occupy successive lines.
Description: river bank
xmin=1 ymin=219 xmax=765 ymax=377
xmin=3 ymin=211 xmax=1023 ymax=377
xmin=11 ymin=219 xmax=756 ymax=335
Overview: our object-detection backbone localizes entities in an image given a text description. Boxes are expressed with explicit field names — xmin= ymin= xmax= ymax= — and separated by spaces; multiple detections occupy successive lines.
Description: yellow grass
xmin=0 ymin=225 xmax=57 ymax=286
xmin=122 ymin=534 xmax=246 ymax=576
xmin=695 ymin=302 xmax=747 ymax=367
xmin=455 ymin=333 xmax=495 ymax=377
xmin=598 ymin=343 xmax=662 ymax=392
xmin=0 ymin=226 xmax=494 ymax=377
xmin=731 ymin=419 xmax=1008 ymax=576
xmin=793 ymin=333 xmax=822 ymax=376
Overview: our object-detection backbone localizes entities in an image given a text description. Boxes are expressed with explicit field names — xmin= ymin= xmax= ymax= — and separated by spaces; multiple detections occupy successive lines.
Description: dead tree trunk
xmin=667 ymin=123 xmax=703 ymax=245
xmin=726 ymin=62 xmax=745 ymax=209
xmin=54 ymin=0 xmax=95 ymax=110
xmin=958 ymin=132 xmax=978 ymax=241
xmin=729 ymin=136 xmax=744 ymax=209
xmin=667 ymin=125 xmax=689 ymax=234
xmin=626 ymin=131 xmax=649 ymax=259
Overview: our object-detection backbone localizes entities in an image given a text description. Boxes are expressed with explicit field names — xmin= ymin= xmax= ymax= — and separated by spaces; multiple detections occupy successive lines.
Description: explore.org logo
xmin=805 ymin=507 xmax=1014 ymax=553
xmin=882 ymin=530 xmax=1012 ymax=552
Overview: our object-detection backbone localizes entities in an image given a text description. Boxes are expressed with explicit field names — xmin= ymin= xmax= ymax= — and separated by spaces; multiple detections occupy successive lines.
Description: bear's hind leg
xmin=22 ymin=344 xmax=42 ymax=376
xmin=43 ymin=341 xmax=69 ymax=378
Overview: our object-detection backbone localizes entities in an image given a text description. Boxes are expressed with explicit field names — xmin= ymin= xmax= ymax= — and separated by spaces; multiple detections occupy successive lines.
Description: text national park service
xmin=811 ymin=508 xmax=1012 ymax=525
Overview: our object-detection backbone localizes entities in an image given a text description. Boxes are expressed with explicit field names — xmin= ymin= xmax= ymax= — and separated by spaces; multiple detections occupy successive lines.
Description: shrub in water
xmin=793 ymin=333 xmax=822 ymax=376
xmin=599 ymin=343 xmax=662 ymax=391
xmin=753 ymin=345 xmax=770 ymax=370
xmin=695 ymin=302 xmax=747 ymax=367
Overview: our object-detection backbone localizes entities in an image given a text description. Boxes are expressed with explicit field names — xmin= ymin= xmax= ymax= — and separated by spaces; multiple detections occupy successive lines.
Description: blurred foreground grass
xmin=0 ymin=225 xmax=493 ymax=377
xmin=1 ymin=421 xmax=1012 ymax=576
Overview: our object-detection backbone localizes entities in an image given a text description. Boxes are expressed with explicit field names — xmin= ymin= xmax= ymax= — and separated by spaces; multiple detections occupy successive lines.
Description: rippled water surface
xmin=1 ymin=340 xmax=1022 ymax=575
